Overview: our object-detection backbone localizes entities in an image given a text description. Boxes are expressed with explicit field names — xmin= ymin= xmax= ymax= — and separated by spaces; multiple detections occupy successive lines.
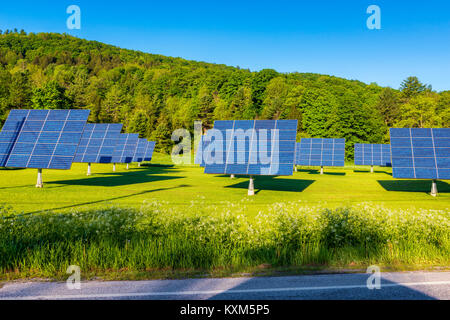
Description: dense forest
xmin=0 ymin=30 xmax=449 ymax=158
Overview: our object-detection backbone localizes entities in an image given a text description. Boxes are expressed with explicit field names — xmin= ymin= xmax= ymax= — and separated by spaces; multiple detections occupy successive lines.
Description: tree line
xmin=0 ymin=30 xmax=448 ymax=158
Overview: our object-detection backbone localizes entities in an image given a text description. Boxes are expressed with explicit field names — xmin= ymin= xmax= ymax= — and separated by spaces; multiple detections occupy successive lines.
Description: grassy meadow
xmin=1 ymin=152 xmax=449 ymax=215
xmin=0 ymin=153 xmax=449 ymax=280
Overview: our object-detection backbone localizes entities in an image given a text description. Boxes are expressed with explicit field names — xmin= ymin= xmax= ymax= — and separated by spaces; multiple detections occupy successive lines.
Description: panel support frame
xmin=248 ymin=175 xmax=255 ymax=196
xmin=431 ymin=179 xmax=438 ymax=197
xmin=87 ymin=163 xmax=92 ymax=176
xmin=36 ymin=169 xmax=43 ymax=188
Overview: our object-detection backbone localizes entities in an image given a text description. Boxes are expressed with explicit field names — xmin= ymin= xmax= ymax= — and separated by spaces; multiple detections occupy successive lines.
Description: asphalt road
xmin=0 ymin=271 xmax=449 ymax=300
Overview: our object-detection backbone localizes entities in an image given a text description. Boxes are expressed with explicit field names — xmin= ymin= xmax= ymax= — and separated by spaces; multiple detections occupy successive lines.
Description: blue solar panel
xmin=295 ymin=138 xmax=345 ymax=167
xmin=203 ymin=120 xmax=298 ymax=176
xmin=0 ymin=109 xmax=90 ymax=169
xmin=195 ymin=135 xmax=205 ymax=166
xmin=143 ymin=141 xmax=156 ymax=162
xmin=74 ymin=123 xmax=123 ymax=164
xmin=390 ymin=128 xmax=450 ymax=179
xmin=133 ymin=139 xmax=148 ymax=163
xmin=195 ymin=133 xmax=214 ymax=167
xmin=111 ymin=133 xmax=139 ymax=164
xmin=354 ymin=144 xmax=391 ymax=167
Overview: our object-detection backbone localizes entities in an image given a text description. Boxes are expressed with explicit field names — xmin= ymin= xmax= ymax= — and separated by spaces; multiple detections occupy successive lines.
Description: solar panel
xmin=0 ymin=109 xmax=90 ymax=170
xmin=111 ymin=133 xmax=139 ymax=164
xmin=354 ymin=144 xmax=391 ymax=167
xmin=296 ymin=138 xmax=345 ymax=167
xmin=132 ymin=138 xmax=148 ymax=163
xmin=203 ymin=120 xmax=298 ymax=176
xmin=73 ymin=123 xmax=123 ymax=164
xmin=390 ymin=128 xmax=450 ymax=179
xmin=143 ymin=141 xmax=156 ymax=162
xmin=195 ymin=134 xmax=213 ymax=167
xmin=194 ymin=135 xmax=205 ymax=166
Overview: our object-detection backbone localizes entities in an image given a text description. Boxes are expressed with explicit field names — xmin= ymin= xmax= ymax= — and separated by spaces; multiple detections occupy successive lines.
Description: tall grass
xmin=0 ymin=201 xmax=449 ymax=279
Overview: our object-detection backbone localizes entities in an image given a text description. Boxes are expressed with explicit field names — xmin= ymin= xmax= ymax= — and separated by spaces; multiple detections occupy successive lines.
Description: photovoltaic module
xmin=203 ymin=120 xmax=298 ymax=176
xmin=0 ymin=109 xmax=90 ymax=170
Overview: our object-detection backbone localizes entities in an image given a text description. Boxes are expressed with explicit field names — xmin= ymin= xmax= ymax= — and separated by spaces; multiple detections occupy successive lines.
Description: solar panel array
xmin=354 ymin=144 xmax=391 ymax=167
xmin=390 ymin=128 xmax=450 ymax=179
xmin=74 ymin=123 xmax=123 ymax=164
xmin=203 ymin=120 xmax=298 ymax=176
xmin=0 ymin=109 xmax=90 ymax=170
xmin=296 ymin=138 xmax=345 ymax=167
xmin=111 ymin=134 xmax=139 ymax=164
xmin=144 ymin=141 xmax=156 ymax=162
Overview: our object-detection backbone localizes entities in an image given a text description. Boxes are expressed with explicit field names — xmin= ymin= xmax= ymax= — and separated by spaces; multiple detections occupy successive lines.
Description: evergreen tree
xmin=400 ymin=76 xmax=427 ymax=98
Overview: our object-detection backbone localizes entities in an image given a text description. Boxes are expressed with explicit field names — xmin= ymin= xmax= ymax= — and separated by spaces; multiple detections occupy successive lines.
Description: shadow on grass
xmin=297 ymin=169 xmax=346 ymax=176
xmin=377 ymin=180 xmax=450 ymax=193
xmin=354 ymin=169 xmax=392 ymax=176
xmin=47 ymin=166 xmax=183 ymax=187
xmin=226 ymin=176 xmax=315 ymax=194
xmin=91 ymin=164 xmax=181 ymax=175
xmin=23 ymin=184 xmax=191 ymax=215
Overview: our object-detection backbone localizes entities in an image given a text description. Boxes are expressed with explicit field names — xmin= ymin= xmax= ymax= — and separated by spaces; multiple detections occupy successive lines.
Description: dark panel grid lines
xmin=354 ymin=144 xmax=391 ymax=167
xmin=204 ymin=120 xmax=298 ymax=176
xmin=390 ymin=128 xmax=450 ymax=179
xmin=74 ymin=123 xmax=123 ymax=164
xmin=0 ymin=109 xmax=90 ymax=170
xmin=111 ymin=133 xmax=139 ymax=164
xmin=296 ymin=138 xmax=346 ymax=167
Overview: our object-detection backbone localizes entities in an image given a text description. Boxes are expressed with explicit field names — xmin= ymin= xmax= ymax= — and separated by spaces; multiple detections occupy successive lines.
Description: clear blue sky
xmin=1 ymin=0 xmax=449 ymax=91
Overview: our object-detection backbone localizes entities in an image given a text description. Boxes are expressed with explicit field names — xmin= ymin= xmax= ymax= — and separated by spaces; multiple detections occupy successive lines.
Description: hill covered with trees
xmin=0 ymin=30 xmax=449 ymax=158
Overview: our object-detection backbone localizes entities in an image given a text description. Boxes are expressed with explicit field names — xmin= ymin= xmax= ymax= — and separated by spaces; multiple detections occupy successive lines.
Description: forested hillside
xmin=0 ymin=30 xmax=449 ymax=158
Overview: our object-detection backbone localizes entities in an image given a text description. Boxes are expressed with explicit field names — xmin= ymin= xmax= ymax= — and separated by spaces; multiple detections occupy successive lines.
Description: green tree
xmin=9 ymin=71 xmax=32 ymax=108
xmin=31 ymin=80 xmax=72 ymax=109
xmin=251 ymin=69 xmax=278 ymax=114
xmin=128 ymin=110 xmax=148 ymax=138
xmin=261 ymin=77 xmax=289 ymax=119
xmin=376 ymin=87 xmax=400 ymax=126
xmin=396 ymin=92 xmax=441 ymax=128
xmin=400 ymin=76 xmax=427 ymax=98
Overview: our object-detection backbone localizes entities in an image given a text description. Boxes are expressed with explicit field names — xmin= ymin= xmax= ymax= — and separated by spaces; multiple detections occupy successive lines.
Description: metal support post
xmin=248 ymin=176 xmax=255 ymax=196
xmin=36 ymin=169 xmax=43 ymax=188
xmin=431 ymin=179 xmax=438 ymax=197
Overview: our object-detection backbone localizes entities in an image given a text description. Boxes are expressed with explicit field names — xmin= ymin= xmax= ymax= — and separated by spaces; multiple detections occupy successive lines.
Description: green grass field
xmin=1 ymin=153 xmax=449 ymax=215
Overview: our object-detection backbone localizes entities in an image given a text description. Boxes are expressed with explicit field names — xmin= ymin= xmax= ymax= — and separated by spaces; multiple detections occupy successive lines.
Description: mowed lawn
xmin=1 ymin=152 xmax=449 ymax=215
